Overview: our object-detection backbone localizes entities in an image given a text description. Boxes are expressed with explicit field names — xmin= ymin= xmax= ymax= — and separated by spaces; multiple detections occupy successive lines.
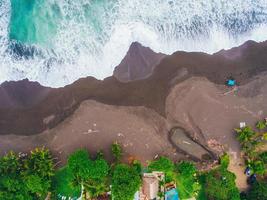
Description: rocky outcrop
xmin=113 ymin=42 xmax=165 ymax=82
xmin=0 ymin=79 xmax=51 ymax=109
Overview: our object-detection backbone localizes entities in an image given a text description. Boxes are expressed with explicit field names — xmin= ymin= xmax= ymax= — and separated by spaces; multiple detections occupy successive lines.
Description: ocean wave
xmin=0 ymin=0 xmax=267 ymax=87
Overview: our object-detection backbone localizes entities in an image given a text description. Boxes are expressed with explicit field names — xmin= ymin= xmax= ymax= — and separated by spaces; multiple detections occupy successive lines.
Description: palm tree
xmin=235 ymin=126 xmax=255 ymax=143
xmin=83 ymin=179 xmax=109 ymax=199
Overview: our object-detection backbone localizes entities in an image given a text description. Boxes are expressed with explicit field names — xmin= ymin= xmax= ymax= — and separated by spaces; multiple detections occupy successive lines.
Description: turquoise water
xmin=1 ymin=0 xmax=267 ymax=86
xmin=10 ymin=0 xmax=59 ymax=46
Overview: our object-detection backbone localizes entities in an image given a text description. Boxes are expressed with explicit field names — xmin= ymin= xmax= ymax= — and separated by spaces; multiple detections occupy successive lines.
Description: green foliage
xmin=25 ymin=148 xmax=54 ymax=179
xmin=256 ymin=120 xmax=266 ymax=130
xmin=148 ymin=156 xmax=174 ymax=173
xmin=112 ymin=164 xmax=141 ymax=200
xmin=176 ymin=161 xmax=200 ymax=199
xmin=132 ymin=160 xmax=142 ymax=174
xmin=247 ymin=181 xmax=267 ymax=200
xmin=90 ymin=158 xmax=109 ymax=180
xmin=235 ymin=126 xmax=256 ymax=143
xmin=220 ymin=153 xmax=230 ymax=169
xmin=67 ymin=149 xmax=110 ymax=198
xmin=148 ymin=156 xmax=175 ymax=182
xmin=196 ymin=174 xmax=208 ymax=200
xmin=176 ymin=161 xmax=197 ymax=175
xmin=24 ymin=148 xmax=54 ymax=197
xmin=251 ymin=160 xmax=266 ymax=175
xmin=0 ymin=148 xmax=54 ymax=200
xmin=259 ymin=151 xmax=267 ymax=164
xmin=111 ymin=142 xmax=123 ymax=162
xmin=25 ymin=175 xmax=47 ymax=195
xmin=68 ymin=149 xmax=91 ymax=181
xmin=96 ymin=150 xmax=104 ymax=160
xmin=204 ymin=168 xmax=240 ymax=200
xmin=52 ymin=167 xmax=81 ymax=198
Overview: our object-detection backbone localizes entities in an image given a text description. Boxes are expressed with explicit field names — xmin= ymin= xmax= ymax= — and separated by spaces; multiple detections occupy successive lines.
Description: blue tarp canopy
xmin=165 ymin=188 xmax=179 ymax=200
xmin=227 ymin=79 xmax=236 ymax=86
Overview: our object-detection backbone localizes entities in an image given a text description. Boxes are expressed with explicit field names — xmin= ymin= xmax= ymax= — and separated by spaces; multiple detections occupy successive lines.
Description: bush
xmin=68 ymin=149 xmax=91 ymax=180
xmin=111 ymin=142 xmax=123 ymax=162
xmin=176 ymin=161 xmax=200 ymax=199
xmin=52 ymin=167 xmax=81 ymax=198
xmin=204 ymin=168 xmax=240 ymax=200
xmin=256 ymin=121 xmax=266 ymax=130
xmin=251 ymin=160 xmax=266 ymax=175
xmin=220 ymin=153 xmax=230 ymax=169
xmin=132 ymin=160 xmax=142 ymax=174
xmin=0 ymin=149 xmax=54 ymax=200
xmin=247 ymin=181 xmax=267 ymax=200
xmin=259 ymin=151 xmax=267 ymax=164
xmin=148 ymin=156 xmax=175 ymax=182
xmin=148 ymin=156 xmax=174 ymax=173
xmin=235 ymin=126 xmax=255 ymax=143
xmin=111 ymin=164 xmax=141 ymax=200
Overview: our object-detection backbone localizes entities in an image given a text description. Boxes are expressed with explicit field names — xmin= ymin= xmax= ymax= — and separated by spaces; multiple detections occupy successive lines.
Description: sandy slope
xmin=0 ymin=100 xmax=184 ymax=164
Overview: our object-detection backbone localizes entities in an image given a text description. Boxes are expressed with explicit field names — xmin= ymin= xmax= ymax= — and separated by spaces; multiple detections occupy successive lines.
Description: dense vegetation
xmin=111 ymin=164 xmax=141 ymax=200
xmin=0 ymin=148 xmax=54 ymax=200
xmin=0 ymin=134 xmax=266 ymax=200
xmin=203 ymin=161 xmax=240 ymax=200
xmin=241 ymin=180 xmax=267 ymax=200
xmin=235 ymin=119 xmax=267 ymax=176
xmin=175 ymin=161 xmax=200 ymax=199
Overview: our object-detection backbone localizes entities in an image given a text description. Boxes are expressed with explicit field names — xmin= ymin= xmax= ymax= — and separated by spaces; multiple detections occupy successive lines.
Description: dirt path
xmin=228 ymin=150 xmax=248 ymax=191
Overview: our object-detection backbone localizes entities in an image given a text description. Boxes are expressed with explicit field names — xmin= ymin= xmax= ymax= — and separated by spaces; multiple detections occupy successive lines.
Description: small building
xmin=140 ymin=172 xmax=165 ymax=200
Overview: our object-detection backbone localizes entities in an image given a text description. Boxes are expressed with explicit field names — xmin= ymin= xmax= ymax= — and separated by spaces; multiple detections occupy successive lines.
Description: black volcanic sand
xmin=0 ymin=40 xmax=267 ymax=135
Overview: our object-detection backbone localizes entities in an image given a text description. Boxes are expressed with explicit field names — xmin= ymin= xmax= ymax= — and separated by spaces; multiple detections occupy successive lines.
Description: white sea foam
xmin=0 ymin=0 xmax=267 ymax=87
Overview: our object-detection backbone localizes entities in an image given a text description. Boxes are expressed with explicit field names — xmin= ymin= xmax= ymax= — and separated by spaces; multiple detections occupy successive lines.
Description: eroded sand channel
xmin=169 ymin=127 xmax=214 ymax=161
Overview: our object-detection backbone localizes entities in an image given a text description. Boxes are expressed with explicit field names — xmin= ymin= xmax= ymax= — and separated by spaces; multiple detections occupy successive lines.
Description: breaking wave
xmin=1 ymin=0 xmax=267 ymax=87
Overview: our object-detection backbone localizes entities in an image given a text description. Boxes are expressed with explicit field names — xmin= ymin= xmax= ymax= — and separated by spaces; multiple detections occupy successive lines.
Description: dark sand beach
xmin=0 ymin=41 xmax=267 ymax=173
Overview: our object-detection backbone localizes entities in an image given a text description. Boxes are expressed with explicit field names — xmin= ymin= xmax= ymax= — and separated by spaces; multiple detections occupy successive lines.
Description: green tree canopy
xmin=25 ymin=175 xmax=47 ymax=195
xmin=68 ymin=149 xmax=91 ymax=181
xmin=148 ymin=156 xmax=174 ymax=173
xmin=0 ymin=149 xmax=54 ymax=200
xmin=176 ymin=161 xmax=197 ymax=175
xmin=235 ymin=126 xmax=256 ymax=143
xmin=247 ymin=181 xmax=267 ymax=200
xmin=67 ymin=149 xmax=110 ymax=199
xmin=175 ymin=161 xmax=200 ymax=199
xmin=112 ymin=164 xmax=141 ymax=200
xmin=251 ymin=160 xmax=266 ymax=175
xmin=259 ymin=151 xmax=267 ymax=164
xmin=90 ymin=158 xmax=109 ymax=180
xmin=204 ymin=168 xmax=240 ymax=200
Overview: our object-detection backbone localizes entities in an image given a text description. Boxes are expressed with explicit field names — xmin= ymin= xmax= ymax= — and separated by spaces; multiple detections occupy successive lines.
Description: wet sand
xmin=169 ymin=127 xmax=214 ymax=161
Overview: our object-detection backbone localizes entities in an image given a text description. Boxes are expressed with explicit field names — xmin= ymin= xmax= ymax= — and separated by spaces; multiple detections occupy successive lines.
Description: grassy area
xmin=52 ymin=166 xmax=81 ymax=199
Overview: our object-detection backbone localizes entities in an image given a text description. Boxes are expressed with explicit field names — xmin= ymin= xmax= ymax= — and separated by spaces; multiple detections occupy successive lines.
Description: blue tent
xmin=165 ymin=188 xmax=179 ymax=200
xmin=227 ymin=79 xmax=236 ymax=86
